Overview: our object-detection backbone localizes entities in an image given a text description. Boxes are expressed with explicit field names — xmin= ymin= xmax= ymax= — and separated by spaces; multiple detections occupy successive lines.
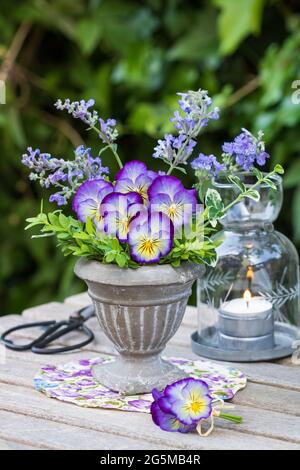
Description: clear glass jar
xmin=198 ymin=173 xmax=300 ymax=352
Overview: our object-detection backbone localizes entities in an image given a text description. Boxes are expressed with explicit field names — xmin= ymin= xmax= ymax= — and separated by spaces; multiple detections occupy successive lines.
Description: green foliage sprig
xmin=204 ymin=165 xmax=284 ymax=227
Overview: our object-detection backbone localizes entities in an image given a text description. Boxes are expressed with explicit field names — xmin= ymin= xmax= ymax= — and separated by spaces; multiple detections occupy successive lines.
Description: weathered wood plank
xmin=0 ymin=438 xmax=40 ymax=450
xmin=0 ymin=382 xmax=298 ymax=450
xmin=2 ymin=309 xmax=300 ymax=393
xmin=0 ymin=409 xmax=171 ymax=450
xmin=1 ymin=300 xmax=300 ymax=449
xmin=0 ymin=360 xmax=300 ymax=443
xmin=2 ymin=355 xmax=300 ymax=420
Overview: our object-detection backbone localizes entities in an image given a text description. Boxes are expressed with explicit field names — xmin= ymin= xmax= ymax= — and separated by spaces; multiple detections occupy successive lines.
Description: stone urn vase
xmin=75 ymin=259 xmax=204 ymax=394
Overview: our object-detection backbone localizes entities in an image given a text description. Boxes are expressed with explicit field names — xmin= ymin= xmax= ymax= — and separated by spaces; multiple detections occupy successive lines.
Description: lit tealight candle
xmin=218 ymin=289 xmax=274 ymax=350
xmin=221 ymin=290 xmax=272 ymax=317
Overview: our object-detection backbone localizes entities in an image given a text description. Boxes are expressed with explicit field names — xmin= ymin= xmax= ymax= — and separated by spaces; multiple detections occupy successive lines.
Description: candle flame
xmin=243 ymin=288 xmax=252 ymax=307
xmin=246 ymin=266 xmax=254 ymax=281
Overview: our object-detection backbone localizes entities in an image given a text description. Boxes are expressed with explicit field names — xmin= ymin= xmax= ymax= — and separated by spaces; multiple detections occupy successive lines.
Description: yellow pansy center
xmin=139 ymin=237 xmax=160 ymax=256
xmin=117 ymin=217 xmax=130 ymax=237
xmin=124 ymin=183 xmax=148 ymax=203
xmin=184 ymin=393 xmax=206 ymax=415
xmin=167 ymin=203 xmax=181 ymax=219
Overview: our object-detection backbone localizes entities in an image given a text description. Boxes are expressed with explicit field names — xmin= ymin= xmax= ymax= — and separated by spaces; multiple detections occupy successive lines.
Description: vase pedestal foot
xmin=92 ymin=354 xmax=187 ymax=395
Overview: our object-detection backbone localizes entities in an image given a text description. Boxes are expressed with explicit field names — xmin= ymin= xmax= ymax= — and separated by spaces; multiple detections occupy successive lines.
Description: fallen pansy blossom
xmin=151 ymin=377 xmax=242 ymax=436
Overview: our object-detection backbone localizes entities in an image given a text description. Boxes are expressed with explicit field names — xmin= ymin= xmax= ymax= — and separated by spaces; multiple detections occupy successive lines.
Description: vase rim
xmin=212 ymin=172 xmax=282 ymax=189
xmin=74 ymin=258 xmax=205 ymax=286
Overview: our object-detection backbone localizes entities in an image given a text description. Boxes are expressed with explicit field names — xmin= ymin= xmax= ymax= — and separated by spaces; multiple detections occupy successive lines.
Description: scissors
xmin=0 ymin=305 xmax=95 ymax=354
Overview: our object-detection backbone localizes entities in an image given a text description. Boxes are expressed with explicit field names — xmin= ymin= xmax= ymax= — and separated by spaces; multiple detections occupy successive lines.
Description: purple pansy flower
xmin=73 ymin=178 xmax=113 ymax=229
xmin=115 ymin=160 xmax=157 ymax=203
xmin=151 ymin=401 xmax=196 ymax=433
xmin=128 ymin=211 xmax=174 ymax=264
xmin=100 ymin=191 xmax=143 ymax=242
xmin=151 ymin=378 xmax=213 ymax=432
xmin=148 ymin=176 xmax=197 ymax=229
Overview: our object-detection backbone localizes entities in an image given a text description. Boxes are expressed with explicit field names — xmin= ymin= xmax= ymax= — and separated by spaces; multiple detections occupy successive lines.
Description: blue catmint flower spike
xmin=21 ymin=145 xmax=109 ymax=206
xmin=54 ymin=98 xmax=99 ymax=127
xmin=221 ymin=129 xmax=270 ymax=171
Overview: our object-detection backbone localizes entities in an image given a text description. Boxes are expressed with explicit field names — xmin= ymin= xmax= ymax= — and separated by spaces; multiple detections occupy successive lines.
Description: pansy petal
xmin=173 ymin=188 xmax=197 ymax=211
xmin=148 ymin=175 xmax=183 ymax=200
xmin=73 ymin=178 xmax=113 ymax=212
xmin=152 ymin=388 xmax=164 ymax=401
xmin=162 ymin=378 xmax=213 ymax=425
xmin=115 ymin=161 xmax=158 ymax=203
xmin=115 ymin=160 xmax=147 ymax=181
xmin=101 ymin=191 xmax=143 ymax=242
xmin=147 ymin=170 xmax=159 ymax=181
xmin=128 ymin=211 xmax=174 ymax=264
xmin=151 ymin=402 xmax=196 ymax=433
xmin=148 ymin=176 xmax=197 ymax=229
xmin=75 ymin=198 xmax=98 ymax=222
xmin=151 ymin=402 xmax=184 ymax=432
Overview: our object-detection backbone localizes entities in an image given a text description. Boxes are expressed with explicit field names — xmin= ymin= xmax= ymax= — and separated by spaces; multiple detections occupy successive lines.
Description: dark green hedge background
xmin=1 ymin=0 xmax=300 ymax=315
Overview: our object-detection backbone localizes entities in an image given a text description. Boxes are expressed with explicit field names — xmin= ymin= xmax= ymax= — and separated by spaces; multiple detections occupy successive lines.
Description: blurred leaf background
xmin=0 ymin=0 xmax=300 ymax=315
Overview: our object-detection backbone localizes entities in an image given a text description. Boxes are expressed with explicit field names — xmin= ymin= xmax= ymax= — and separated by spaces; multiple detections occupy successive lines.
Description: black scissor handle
xmin=0 ymin=305 xmax=96 ymax=354
xmin=32 ymin=325 xmax=94 ymax=354
xmin=0 ymin=321 xmax=56 ymax=351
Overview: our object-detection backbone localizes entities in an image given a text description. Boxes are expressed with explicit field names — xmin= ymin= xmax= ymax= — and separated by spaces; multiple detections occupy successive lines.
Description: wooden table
xmin=0 ymin=292 xmax=300 ymax=450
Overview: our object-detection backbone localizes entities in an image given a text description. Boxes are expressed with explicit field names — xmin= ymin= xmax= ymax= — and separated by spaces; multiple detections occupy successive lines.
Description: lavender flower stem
xmin=90 ymin=125 xmax=123 ymax=169
xmin=167 ymin=121 xmax=203 ymax=175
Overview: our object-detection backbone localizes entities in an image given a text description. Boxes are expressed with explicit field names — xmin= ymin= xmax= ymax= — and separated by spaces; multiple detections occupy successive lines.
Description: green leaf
xmin=75 ymin=19 xmax=102 ymax=55
xmin=245 ymin=189 xmax=260 ymax=201
xmin=110 ymin=238 xmax=121 ymax=251
xmin=116 ymin=253 xmax=127 ymax=268
xmin=105 ymin=252 xmax=115 ymax=263
xmin=58 ymin=213 xmax=69 ymax=228
xmin=215 ymin=0 xmax=265 ymax=55
xmin=263 ymin=178 xmax=277 ymax=190
xmin=73 ymin=232 xmax=90 ymax=240
xmin=205 ymin=188 xmax=224 ymax=221
xmin=85 ymin=217 xmax=95 ymax=236
xmin=57 ymin=232 xmax=70 ymax=240
xmin=274 ymin=164 xmax=284 ymax=175
xmin=48 ymin=212 xmax=59 ymax=226
xmin=168 ymin=9 xmax=218 ymax=61
xmin=227 ymin=175 xmax=246 ymax=193
xmin=251 ymin=167 xmax=263 ymax=181
xmin=171 ymin=259 xmax=181 ymax=268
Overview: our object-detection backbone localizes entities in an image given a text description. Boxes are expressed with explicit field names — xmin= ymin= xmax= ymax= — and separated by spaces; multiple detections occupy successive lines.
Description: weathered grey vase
xmin=75 ymin=259 xmax=204 ymax=394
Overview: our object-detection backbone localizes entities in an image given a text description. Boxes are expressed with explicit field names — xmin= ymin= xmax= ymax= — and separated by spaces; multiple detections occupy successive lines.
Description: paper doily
xmin=34 ymin=355 xmax=246 ymax=413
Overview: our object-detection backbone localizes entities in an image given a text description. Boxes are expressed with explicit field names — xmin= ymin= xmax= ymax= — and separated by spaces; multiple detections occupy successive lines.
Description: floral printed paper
xmin=34 ymin=355 xmax=246 ymax=413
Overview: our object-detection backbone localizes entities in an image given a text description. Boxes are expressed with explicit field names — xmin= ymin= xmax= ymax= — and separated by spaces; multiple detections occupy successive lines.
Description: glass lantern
xmin=193 ymin=173 xmax=300 ymax=362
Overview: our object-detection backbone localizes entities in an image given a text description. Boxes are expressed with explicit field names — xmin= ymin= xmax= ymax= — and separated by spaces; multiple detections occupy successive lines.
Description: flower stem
xmin=219 ymin=412 xmax=243 ymax=424
xmin=90 ymin=125 xmax=123 ymax=169
xmin=203 ymin=169 xmax=278 ymax=229
xmin=221 ymin=169 xmax=277 ymax=214
xmin=166 ymin=120 xmax=204 ymax=175
xmin=110 ymin=145 xmax=123 ymax=169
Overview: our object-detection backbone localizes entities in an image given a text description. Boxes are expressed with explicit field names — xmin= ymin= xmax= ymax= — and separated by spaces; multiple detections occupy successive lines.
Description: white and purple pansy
xmin=151 ymin=401 xmax=196 ymax=433
xmin=127 ymin=210 xmax=174 ymax=264
xmin=115 ymin=160 xmax=157 ymax=203
xmin=151 ymin=378 xmax=213 ymax=432
xmin=100 ymin=191 xmax=143 ymax=242
xmin=72 ymin=178 xmax=113 ymax=229
xmin=148 ymin=176 xmax=197 ymax=230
